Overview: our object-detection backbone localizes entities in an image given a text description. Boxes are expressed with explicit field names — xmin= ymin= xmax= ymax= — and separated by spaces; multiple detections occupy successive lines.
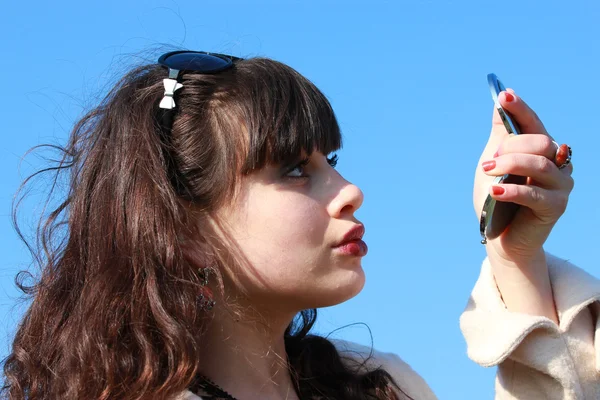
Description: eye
xmin=285 ymin=157 xmax=310 ymax=178
xmin=283 ymin=154 xmax=338 ymax=180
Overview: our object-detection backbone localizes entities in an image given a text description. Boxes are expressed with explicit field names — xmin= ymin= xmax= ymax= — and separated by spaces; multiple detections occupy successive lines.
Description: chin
xmin=314 ymin=268 xmax=366 ymax=308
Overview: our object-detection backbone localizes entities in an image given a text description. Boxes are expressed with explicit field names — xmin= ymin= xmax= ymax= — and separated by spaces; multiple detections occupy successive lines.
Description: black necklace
xmin=191 ymin=374 xmax=238 ymax=400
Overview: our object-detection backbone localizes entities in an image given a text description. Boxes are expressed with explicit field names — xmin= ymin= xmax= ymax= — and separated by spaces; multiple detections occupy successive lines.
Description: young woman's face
xmin=213 ymin=150 xmax=366 ymax=312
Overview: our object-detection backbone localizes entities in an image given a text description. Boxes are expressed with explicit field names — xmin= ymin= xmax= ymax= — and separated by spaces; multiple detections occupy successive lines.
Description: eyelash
xmin=285 ymin=154 xmax=339 ymax=178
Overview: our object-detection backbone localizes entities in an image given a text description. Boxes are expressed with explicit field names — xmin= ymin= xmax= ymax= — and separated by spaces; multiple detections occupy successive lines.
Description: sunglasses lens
xmin=160 ymin=52 xmax=234 ymax=74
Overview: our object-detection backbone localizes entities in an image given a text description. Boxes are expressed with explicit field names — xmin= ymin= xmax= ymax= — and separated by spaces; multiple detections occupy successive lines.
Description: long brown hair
xmin=3 ymin=53 xmax=409 ymax=399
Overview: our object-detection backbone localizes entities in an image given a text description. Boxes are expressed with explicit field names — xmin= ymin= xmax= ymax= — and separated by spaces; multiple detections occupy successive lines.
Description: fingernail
xmin=492 ymin=186 xmax=505 ymax=195
xmin=493 ymin=149 xmax=500 ymax=158
xmin=482 ymin=160 xmax=496 ymax=171
xmin=504 ymin=92 xmax=515 ymax=103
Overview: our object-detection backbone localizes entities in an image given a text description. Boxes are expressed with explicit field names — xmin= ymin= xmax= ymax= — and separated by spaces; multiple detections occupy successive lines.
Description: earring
xmin=198 ymin=266 xmax=216 ymax=311
xmin=199 ymin=266 xmax=211 ymax=286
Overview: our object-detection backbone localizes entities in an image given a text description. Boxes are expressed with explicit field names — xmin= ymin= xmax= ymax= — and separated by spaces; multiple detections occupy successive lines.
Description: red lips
xmin=334 ymin=224 xmax=365 ymax=247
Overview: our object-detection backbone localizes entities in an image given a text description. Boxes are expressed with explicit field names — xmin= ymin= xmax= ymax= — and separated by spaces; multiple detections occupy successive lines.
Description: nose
xmin=327 ymin=179 xmax=364 ymax=218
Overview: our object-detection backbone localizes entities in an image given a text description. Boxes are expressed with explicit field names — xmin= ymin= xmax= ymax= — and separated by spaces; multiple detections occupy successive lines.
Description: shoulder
xmin=174 ymin=339 xmax=438 ymax=400
xmin=331 ymin=339 xmax=438 ymax=400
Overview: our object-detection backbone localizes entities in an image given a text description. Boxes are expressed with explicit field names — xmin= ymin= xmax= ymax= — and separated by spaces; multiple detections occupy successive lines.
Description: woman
xmin=2 ymin=51 xmax=597 ymax=399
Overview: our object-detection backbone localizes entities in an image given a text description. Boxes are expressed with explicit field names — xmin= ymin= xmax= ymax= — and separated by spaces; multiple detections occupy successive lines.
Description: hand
xmin=473 ymin=90 xmax=574 ymax=265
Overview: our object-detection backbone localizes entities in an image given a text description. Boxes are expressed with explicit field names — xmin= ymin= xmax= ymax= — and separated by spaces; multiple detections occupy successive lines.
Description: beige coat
xmin=180 ymin=254 xmax=600 ymax=399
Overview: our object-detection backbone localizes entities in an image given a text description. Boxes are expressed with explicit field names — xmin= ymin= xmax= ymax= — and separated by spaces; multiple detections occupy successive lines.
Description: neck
xmin=198 ymin=303 xmax=301 ymax=400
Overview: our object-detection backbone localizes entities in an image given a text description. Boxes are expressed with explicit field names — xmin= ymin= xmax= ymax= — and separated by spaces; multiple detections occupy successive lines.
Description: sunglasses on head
xmin=157 ymin=50 xmax=241 ymax=110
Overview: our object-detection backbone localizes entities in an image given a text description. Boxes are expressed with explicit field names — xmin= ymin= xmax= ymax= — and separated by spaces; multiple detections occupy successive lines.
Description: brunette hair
xmin=2 ymin=52 xmax=410 ymax=399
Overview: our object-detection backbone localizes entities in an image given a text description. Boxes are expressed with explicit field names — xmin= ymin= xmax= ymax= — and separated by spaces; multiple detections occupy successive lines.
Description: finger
xmin=494 ymin=134 xmax=557 ymax=160
xmin=559 ymin=160 xmax=574 ymax=176
xmin=497 ymin=90 xmax=550 ymax=136
xmin=489 ymin=184 xmax=569 ymax=220
xmin=481 ymin=154 xmax=574 ymax=189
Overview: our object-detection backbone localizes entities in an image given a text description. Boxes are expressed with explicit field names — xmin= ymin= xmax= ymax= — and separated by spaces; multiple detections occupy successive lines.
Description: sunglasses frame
xmin=158 ymin=50 xmax=241 ymax=79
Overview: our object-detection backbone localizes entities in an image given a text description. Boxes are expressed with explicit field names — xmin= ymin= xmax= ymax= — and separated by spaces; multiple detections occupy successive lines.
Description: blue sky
xmin=1 ymin=1 xmax=599 ymax=398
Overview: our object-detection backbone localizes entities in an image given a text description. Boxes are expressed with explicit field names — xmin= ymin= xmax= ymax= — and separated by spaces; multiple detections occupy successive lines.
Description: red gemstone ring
xmin=552 ymin=141 xmax=572 ymax=170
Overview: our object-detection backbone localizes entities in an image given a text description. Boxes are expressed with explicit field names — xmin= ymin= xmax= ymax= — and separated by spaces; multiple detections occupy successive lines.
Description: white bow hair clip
xmin=159 ymin=78 xmax=184 ymax=110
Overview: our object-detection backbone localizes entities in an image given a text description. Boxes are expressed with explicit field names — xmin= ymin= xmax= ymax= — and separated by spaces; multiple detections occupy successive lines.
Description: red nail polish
xmin=482 ymin=160 xmax=496 ymax=171
xmin=504 ymin=92 xmax=515 ymax=103
xmin=492 ymin=186 xmax=505 ymax=195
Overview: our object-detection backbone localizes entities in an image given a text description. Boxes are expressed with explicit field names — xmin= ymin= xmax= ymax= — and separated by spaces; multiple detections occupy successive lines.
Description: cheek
xmin=251 ymin=193 xmax=327 ymax=250
xmin=231 ymin=191 xmax=329 ymax=282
